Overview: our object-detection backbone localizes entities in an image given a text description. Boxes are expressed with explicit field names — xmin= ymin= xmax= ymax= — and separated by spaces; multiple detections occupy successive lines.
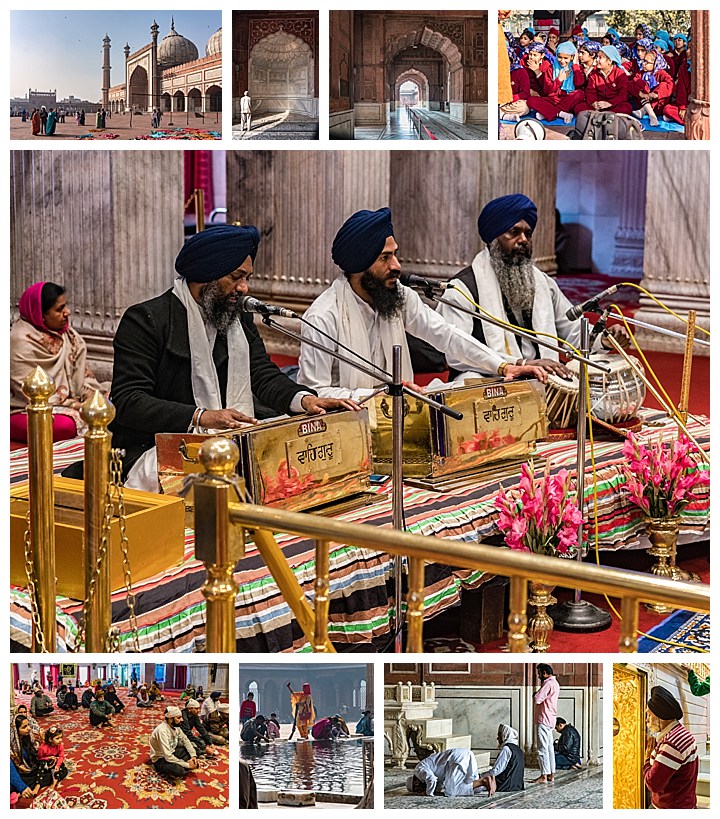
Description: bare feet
xmin=531 ymin=775 xmax=548 ymax=783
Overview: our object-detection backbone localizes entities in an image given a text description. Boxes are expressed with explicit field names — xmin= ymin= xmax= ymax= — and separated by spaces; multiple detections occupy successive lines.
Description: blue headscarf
xmin=507 ymin=42 xmax=522 ymax=73
xmin=331 ymin=208 xmax=394 ymax=275
xmin=600 ymin=45 xmax=622 ymax=67
xmin=477 ymin=195 xmax=538 ymax=246
xmin=655 ymin=29 xmax=671 ymax=47
xmin=635 ymin=23 xmax=652 ymax=40
xmin=642 ymin=48 xmax=669 ymax=90
xmin=553 ymin=42 xmax=577 ymax=92
xmin=580 ymin=40 xmax=601 ymax=57
xmin=605 ymin=27 xmax=632 ymax=59
xmin=175 ymin=225 xmax=260 ymax=283
xmin=672 ymin=33 xmax=688 ymax=47
xmin=634 ymin=37 xmax=654 ymax=70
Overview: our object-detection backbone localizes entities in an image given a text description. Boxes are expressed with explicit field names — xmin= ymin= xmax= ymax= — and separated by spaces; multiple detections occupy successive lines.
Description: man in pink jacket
xmin=533 ymin=663 xmax=560 ymax=783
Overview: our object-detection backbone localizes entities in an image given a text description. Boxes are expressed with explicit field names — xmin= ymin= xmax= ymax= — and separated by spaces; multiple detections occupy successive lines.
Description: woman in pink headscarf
xmin=10 ymin=282 xmax=108 ymax=443
xmin=287 ymin=681 xmax=316 ymax=739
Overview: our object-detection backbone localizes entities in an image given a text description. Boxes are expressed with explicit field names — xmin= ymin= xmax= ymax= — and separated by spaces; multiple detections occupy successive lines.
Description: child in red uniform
xmin=575 ymin=45 xmax=632 ymax=115
xmin=527 ymin=41 xmax=585 ymax=123
xmin=500 ymin=43 xmax=530 ymax=121
xmin=37 ymin=726 xmax=69 ymax=787
xmin=663 ymin=55 xmax=691 ymax=125
xmin=629 ymin=48 xmax=674 ymax=127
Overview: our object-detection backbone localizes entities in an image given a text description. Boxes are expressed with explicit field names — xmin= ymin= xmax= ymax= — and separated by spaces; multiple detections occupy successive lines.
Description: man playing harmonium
xmin=298 ymin=207 xmax=546 ymax=400
xmin=436 ymin=193 xmax=630 ymax=382
xmin=110 ymin=225 xmax=357 ymax=491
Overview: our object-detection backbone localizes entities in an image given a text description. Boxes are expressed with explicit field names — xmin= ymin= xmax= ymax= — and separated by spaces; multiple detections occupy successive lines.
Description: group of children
xmin=502 ymin=21 xmax=691 ymax=128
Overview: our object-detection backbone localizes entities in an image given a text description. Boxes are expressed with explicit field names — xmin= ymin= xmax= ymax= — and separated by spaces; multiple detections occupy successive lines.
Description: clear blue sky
xmin=11 ymin=10 xmax=221 ymax=101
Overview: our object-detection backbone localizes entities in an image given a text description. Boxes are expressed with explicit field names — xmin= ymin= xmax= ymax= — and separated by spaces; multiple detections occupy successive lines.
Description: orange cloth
xmin=498 ymin=21 xmax=513 ymax=106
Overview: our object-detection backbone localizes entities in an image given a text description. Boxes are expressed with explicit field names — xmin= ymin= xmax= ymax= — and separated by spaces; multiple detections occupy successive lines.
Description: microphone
xmin=239 ymin=296 xmax=298 ymax=319
xmin=399 ymin=273 xmax=453 ymax=293
xmin=565 ymin=284 xmax=620 ymax=321
xmin=588 ymin=307 xmax=611 ymax=350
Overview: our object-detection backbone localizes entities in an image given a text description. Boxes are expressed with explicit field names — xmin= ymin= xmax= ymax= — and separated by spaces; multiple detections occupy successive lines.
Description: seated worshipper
xmin=30 ymin=688 xmax=54 ymax=718
xmin=267 ymin=714 xmax=281 ymax=739
xmin=240 ymin=715 xmax=271 ymax=743
xmin=576 ymin=40 xmax=601 ymax=86
xmin=80 ymin=687 xmax=94 ymax=709
xmin=629 ymin=48 xmax=674 ymax=127
xmin=11 ymin=714 xmax=54 ymax=793
xmin=103 ymin=684 xmax=126 ymax=713
xmin=355 ymin=710 xmax=374 ymax=737
xmin=136 ymin=684 xmax=154 ymax=708
xmin=206 ymin=702 xmax=230 ymax=744
xmin=180 ymin=699 xmax=219 ymax=757
xmin=201 ymin=691 xmax=223 ymax=722
xmin=149 ymin=706 xmax=200 ymax=779
xmin=554 ymin=717 xmax=582 ymax=769
xmin=515 ymin=28 xmax=536 ymax=58
xmin=643 ymin=686 xmax=698 ymax=809
xmin=527 ymin=42 xmax=585 ymax=124
xmin=56 ymin=684 xmax=71 ymax=711
xmin=472 ymin=724 xmax=525 ymax=795
xmin=437 ymin=194 xmax=629 ymax=382
xmin=14 ymin=704 xmax=41 ymax=741
xmin=10 ymin=282 xmax=109 ymax=444
xmin=298 ymin=208 xmax=545 ymax=400
xmin=148 ymin=682 xmax=165 ymax=702
xmin=500 ymin=44 xmax=530 ymax=121
xmin=89 ymin=687 xmax=115 ymax=728
xmin=240 ymin=692 xmax=257 ymax=724
xmin=663 ymin=53 xmax=690 ymax=125
xmin=180 ymin=684 xmax=196 ymax=701
xmin=575 ymin=46 xmax=633 ymax=115
xmin=669 ymin=33 xmax=688 ymax=80
xmin=37 ymin=726 xmax=69 ymax=785
xmin=109 ymin=225 xmax=356 ymax=490
xmin=11 ymin=758 xmax=40 ymax=802
xmin=522 ymin=43 xmax=554 ymax=99
xmin=546 ymin=27 xmax=560 ymax=55
xmin=196 ymin=686 xmax=205 ymax=700
xmin=407 ymin=748 xmax=487 ymax=797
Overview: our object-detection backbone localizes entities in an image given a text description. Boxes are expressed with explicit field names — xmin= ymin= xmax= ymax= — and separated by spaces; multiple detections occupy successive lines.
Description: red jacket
xmin=522 ymin=58 xmax=553 ymax=95
xmin=543 ymin=64 xmax=586 ymax=96
xmin=642 ymin=722 xmax=698 ymax=809
xmin=585 ymin=65 xmax=630 ymax=107
xmin=628 ymin=69 xmax=674 ymax=104
xmin=673 ymin=61 xmax=691 ymax=108
xmin=510 ymin=67 xmax=530 ymax=101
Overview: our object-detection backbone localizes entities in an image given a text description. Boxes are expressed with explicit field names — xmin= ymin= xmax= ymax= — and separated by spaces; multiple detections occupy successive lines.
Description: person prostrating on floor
xmin=89 ymin=687 xmax=115 ymax=728
xmin=149 ymin=706 xmax=200 ymax=779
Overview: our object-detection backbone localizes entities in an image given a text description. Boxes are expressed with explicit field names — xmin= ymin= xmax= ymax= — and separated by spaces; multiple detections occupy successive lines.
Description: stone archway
xmin=128 ymin=65 xmax=148 ymax=111
xmin=249 ymin=30 xmax=315 ymax=116
xmin=385 ymin=26 xmax=464 ymax=121
xmin=161 ymin=93 xmax=172 ymax=112
xmin=394 ymin=68 xmax=430 ymax=109
xmin=173 ymin=91 xmax=185 ymax=112
xmin=187 ymin=88 xmax=202 ymax=112
xmin=207 ymin=84 xmax=222 ymax=112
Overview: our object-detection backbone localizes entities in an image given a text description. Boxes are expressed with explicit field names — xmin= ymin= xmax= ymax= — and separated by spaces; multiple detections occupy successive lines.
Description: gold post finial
xmin=80 ymin=390 xmax=116 ymax=430
xmin=199 ymin=437 xmax=239 ymax=477
xmin=22 ymin=366 xmax=55 ymax=404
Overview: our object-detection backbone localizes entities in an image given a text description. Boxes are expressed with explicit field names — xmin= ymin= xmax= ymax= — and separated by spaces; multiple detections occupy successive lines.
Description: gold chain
xmin=112 ymin=450 xmax=141 ymax=652
xmin=22 ymin=510 xmax=49 ymax=653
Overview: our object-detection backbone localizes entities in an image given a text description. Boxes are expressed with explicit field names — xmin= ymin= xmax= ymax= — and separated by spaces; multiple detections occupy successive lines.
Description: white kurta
xmin=413 ymin=748 xmax=479 ymax=797
xmin=298 ymin=280 xmax=505 ymax=400
xmin=437 ymin=248 xmax=594 ymax=371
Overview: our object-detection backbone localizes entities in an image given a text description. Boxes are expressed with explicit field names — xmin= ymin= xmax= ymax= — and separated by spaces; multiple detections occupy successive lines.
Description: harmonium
xmin=369 ymin=379 xmax=548 ymax=489
xmin=156 ymin=408 xmax=374 ymax=515
xmin=10 ymin=478 xmax=185 ymax=599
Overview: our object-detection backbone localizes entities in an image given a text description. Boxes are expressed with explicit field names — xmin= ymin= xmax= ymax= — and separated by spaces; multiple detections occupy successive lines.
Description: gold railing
xmin=194 ymin=438 xmax=710 ymax=653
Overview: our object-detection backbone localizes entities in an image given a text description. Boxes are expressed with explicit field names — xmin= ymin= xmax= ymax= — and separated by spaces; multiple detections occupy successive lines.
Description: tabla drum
xmin=546 ymin=353 xmax=646 ymax=430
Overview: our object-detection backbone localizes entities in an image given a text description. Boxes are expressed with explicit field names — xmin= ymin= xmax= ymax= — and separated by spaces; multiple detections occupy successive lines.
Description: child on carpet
xmin=629 ymin=48 xmax=674 ymax=127
xmin=37 ymin=726 xmax=69 ymax=787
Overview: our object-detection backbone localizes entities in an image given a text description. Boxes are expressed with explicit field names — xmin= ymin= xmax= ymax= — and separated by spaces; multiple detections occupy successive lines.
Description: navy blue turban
xmin=331 ymin=207 xmax=394 ymax=274
xmin=174 ymin=224 xmax=260 ymax=283
xmin=477 ymin=194 xmax=538 ymax=245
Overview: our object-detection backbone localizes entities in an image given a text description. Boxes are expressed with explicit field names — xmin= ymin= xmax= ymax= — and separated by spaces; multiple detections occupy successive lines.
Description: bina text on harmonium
xmin=156 ymin=408 xmax=373 ymax=514
xmin=368 ymin=379 xmax=548 ymax=488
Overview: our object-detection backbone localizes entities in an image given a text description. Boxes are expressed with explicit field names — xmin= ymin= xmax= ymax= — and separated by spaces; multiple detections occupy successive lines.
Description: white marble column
xmin=10 ymin=150 xmax=185 ymax=377
xmin=609 ymin=152 xmax=647 ymax=279
xmin=633 ymin=151 xmax=709 ymax=354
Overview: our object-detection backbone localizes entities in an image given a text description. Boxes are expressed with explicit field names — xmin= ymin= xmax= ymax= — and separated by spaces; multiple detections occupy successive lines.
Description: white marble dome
xmin=158 ymin=18 xmax=199 ymax=68
xmin=206 ymin=27 xmax=222 ymax=57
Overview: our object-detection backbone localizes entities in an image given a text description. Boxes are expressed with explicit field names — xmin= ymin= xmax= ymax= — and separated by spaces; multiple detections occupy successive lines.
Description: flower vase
xmin=527 ymin=581 xmax=556 ymax=652
xmin=645 ymin=516 xmax=679 ymax=613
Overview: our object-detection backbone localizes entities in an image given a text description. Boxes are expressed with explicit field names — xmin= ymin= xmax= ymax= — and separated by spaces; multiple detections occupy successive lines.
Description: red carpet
xmin=13 ymin=690 xmax=229 ymax=809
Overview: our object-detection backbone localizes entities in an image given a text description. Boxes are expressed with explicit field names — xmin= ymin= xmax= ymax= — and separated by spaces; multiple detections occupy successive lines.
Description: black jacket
xmin=181 ymin=708 xmax=213 ymax=745
xmin=110 ymin=289 xmax=311 ymax=475
xmin=555 ymin=724 xmax=581 ymax=764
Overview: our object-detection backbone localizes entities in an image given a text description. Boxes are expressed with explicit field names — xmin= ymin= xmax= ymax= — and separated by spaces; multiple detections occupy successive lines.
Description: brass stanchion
xmin=82 ymin=391 xmax=115 ymax=652
xmin=22 ymin=366 xmax=57 ymax=653
xmin=678 ymin=309 xmax=696 ymax=425
xmin=507 ymin=576 xmax=528 ymax=653
xmin=195 ymin=188 xmax=205 ymax=232
xmin=313 ymin=539 xmax=330 ymax=652
xmin=194 ymin=438 xmax=244 ymax=652
xmin=619 ymin=597 xmax=639 ymax=653
xmin=405 ymin=557 xmax=425 ymax=653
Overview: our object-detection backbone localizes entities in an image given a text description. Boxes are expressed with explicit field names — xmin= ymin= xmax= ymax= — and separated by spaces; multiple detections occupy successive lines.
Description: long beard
xmin=199 ymin=280 xmax=242 ymax=334
xmin=488 ymin=239 xmax=536 ymax=318
xmin=360 ymin=270 xmax=405 ymax=319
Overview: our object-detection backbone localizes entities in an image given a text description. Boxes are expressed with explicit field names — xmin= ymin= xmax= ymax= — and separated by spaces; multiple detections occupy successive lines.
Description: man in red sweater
xmin=643 ymin=685 xmax=698 ymax=809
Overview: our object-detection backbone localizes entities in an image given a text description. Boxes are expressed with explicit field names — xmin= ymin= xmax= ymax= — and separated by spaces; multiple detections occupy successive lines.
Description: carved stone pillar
xmin=227 ymin=150 xmax=390 ymax=354
xmin=685 ymin=11 xmax=710 ymax=141
xmin=633 ymin=151 xmax=709 ymax=354
xmin=609 ymin=152 xmax=647 ymax=279
xmin=10 ymin=150 xmax=185 ymax=378
xmin=390 ymin=150 xmax=557 ymax=278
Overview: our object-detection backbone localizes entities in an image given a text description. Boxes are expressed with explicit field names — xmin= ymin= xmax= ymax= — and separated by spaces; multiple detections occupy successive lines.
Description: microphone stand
xmin=548 ymin=318 xmax=612 ymax=633
xmin=259 ymin=314 xmax=463 ymax=652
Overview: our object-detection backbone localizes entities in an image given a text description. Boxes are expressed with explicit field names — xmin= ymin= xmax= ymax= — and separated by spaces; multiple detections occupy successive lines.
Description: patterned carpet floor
xmin=14 ymin=691 xmax=228 ymax=809
xmin=638 ymin=610 xmax=711 ymax=654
